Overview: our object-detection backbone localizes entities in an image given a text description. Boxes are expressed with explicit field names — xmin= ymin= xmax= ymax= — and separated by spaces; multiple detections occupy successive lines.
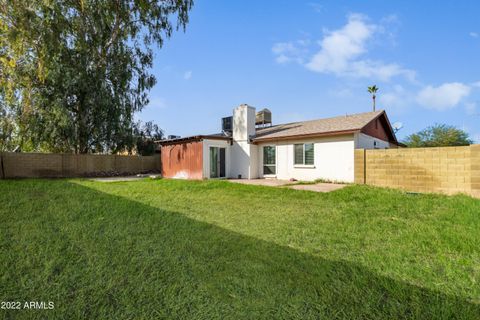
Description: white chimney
xmin=233 ymin=104 xmax=256 ymax=142
xmin=230 ymin=104 xmax=258 ymax=179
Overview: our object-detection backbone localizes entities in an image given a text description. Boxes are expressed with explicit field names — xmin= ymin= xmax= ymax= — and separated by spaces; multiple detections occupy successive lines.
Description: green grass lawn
xmin=1 ymin=179 xmax=479 ymax=319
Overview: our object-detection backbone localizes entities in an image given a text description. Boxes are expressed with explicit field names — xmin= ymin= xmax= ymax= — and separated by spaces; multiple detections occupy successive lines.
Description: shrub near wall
xmin=354 ymin=145 xmax=480 ymax=197
xmin=0 ymin=152 xmax=160 ymax=179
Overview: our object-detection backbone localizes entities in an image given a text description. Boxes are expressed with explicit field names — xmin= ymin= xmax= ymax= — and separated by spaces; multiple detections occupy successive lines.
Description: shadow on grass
xmin=0 ymin=180 xmax=479 ymax=319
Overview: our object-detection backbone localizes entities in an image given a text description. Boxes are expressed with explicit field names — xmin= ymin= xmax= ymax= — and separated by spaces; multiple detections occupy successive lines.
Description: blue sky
xmin=139 ymin=0 xmax=480 ymax=142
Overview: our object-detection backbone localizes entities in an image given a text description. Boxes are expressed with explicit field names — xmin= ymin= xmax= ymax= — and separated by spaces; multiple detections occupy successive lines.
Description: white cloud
xmin=306 ymin=14 xmax=373 ymax=72
xmin=470 ymin=32 xmax=478 ymax=38
xmin=272 ymin=40 xmax=310 ymax=64
xmin=349 ymin=60 xmax=416 ymax=82
xmin=303 ymin=14 xmax=415 ymax=81
xmin=275 ymin=54 xmax=290 ymax=64
xmin=416 ymin=83 xmax=471 ymax=111
xmin=183 ymin=71 xmax=192 ymax=80
xmin=379 ymin=85 xmax=410 ymax=110
xmin=272 ymin=14 xmax=414 ymax=81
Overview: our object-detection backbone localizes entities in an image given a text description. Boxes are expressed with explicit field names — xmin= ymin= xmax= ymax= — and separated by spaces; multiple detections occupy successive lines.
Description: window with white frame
xmin=294 ymin=143 xmax=314 ymax=165
xmin=263 ymin=146 xmax=276 ymax=174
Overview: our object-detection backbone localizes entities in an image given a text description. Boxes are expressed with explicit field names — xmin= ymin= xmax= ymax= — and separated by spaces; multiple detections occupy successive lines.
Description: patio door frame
xmin=209 ymin=146 xmax=226 ymax=178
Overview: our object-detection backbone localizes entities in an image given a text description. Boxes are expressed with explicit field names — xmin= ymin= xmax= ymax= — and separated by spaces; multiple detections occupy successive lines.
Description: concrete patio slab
xmin=228 ymin=179 xmax=291 ymax=187
xmin=288 ymin=183 xmax=347 ymax=193
xmin=228 ymin=179 xmax=347 ymax=193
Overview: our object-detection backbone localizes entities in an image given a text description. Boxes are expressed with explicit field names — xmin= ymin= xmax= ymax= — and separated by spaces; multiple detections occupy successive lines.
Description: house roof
xmin=157 ymin=110 xmax=399 ymax=146
xmin=253 ymin=110 xmax=396 ymax=143
xmin=156 ymin=133 xmax=231 ymax=146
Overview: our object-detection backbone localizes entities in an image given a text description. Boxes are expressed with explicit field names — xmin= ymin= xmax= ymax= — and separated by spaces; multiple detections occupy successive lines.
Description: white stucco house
xmin=158 ymin=104 xmax=400 ymax=182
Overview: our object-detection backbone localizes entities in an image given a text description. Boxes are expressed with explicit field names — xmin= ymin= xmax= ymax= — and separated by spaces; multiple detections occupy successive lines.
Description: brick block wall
xmin=3 ymin=152 xmax=63 ymax=178
xmin=76 ymin=154 xmax=116 ymax=174
xmin=355 ymin=145 xmax=478 ymax=197
xmin=141 ymin=155 xmax=159 ymax=172
xmin=471 ymin=145 xmax=480 ymax=197
xmin=0 ymin=152 xmax=159 ymax=179
xmin=115 ymin=155 xmax=142 ymax=173
xmin=354 ymin=149 xmax=365 ymax=184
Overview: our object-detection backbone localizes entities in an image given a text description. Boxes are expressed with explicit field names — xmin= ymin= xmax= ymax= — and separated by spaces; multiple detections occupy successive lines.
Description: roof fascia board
xmin=252 ymin=130 xmax=358 ymax=144
xmin=157 ymin=135 xmax=231 ymax=146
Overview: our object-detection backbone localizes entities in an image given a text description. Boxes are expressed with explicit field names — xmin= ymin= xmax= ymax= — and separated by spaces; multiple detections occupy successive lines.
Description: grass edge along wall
xmin=354 ymin=144 xmax=480 ymax=197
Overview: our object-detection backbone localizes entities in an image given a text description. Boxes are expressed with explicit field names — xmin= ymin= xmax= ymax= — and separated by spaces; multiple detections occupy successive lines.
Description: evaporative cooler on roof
xmin=256 ymin=108 xmax=272 ymax=126
xmin=221 ymin=116 xmax=233 ymax=133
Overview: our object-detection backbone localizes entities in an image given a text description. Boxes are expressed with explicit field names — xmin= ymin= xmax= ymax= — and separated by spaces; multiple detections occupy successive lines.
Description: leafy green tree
xmin=0 ymin=0 xmax=193 ymax=153
xmin=403 ymin=124 xmax=473 ymax=148
xmin=134 ymin=121 xmax=164 ymax=156
xmin=0 ymin=98 xmax=18 ymax=151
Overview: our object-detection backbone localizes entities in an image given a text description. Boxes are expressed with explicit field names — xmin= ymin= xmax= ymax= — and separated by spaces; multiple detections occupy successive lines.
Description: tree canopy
xmin=0 ymin=0 xmax=193 ymax=153
xmin=134 ymin=121 xmax=164 ymax=156
xmin=403 ymin=124 xmax=473 ymax=148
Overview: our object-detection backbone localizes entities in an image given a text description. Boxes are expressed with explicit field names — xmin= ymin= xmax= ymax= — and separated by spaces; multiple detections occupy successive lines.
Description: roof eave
xmin=156 ymin=135 xmax=232 ymax=146
xmin=252 ymin=129 xmax=359 ymax=144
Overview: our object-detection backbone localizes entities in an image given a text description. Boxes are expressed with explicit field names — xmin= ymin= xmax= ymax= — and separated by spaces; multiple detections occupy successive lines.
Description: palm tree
xmin=367 ymin=85 xmax=379 ymax=111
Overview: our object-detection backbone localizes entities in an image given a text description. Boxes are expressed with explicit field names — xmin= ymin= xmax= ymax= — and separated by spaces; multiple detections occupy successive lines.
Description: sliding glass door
xmin=209 ymin=147 xmax=226 ymax=178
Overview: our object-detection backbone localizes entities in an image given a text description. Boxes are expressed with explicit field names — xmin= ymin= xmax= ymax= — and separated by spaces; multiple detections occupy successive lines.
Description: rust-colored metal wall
xmin=161 ymin=141 xmax=203 ymax=179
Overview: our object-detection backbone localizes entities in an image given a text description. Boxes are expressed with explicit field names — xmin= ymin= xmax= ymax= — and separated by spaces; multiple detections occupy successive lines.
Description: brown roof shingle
xmin=253 ymin=110 xmax=385 ymax=142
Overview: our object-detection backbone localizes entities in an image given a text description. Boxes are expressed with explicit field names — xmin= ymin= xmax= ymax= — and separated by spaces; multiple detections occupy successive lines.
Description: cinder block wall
xmin=354 ymin=145 xmax=479 ymax=197
xmin=471 ymin=145 xmax=480 ymax=198
xmin=354 ymin=149 xmax=366 ymax=184
xmin=0 ymin=152 xmax=160 ymax=179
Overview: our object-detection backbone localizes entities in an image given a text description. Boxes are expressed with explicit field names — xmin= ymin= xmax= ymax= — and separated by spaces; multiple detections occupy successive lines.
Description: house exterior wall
xmin=230 ymin=142 xmax=259 ymax=179
xmin=257 ymin=134 xmax=356 ymax=182
xmin=249 ymin=144 xmax=259 ymax=179
xmin=354 ymin=132 xmax=391 ymax=149
xmin=202 ymin=139 xmax=231 ymax=178
xmin=161 ymin=141 xmax=203 ymax=179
